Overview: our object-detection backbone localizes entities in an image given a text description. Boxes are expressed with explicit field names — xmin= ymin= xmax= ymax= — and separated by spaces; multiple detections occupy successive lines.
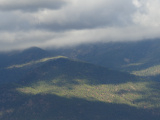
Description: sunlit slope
xmin=1 ymin=87 xmax=159 ymax=120
xmin=16 ymin=57 xmax=160 ymax=109
xmin=0 ymin=57 xmax=160 ymax=120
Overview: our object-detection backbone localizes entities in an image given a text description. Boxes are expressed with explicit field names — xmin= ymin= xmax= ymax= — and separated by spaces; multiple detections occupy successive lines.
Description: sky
xmin=0 ymin=0 xmax=160 ymax=51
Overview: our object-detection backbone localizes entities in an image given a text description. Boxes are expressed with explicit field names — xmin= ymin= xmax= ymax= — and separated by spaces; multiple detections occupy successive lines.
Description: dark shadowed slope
xmin=0 ymin=47 xmax=49 ymax=68
xmin=19 ymin=57 xmax=136 ymax=85
xmin=0 ymin=47 xmax=51 ymax=84
xmin=48 ymin=39 xmax=160 ymax=72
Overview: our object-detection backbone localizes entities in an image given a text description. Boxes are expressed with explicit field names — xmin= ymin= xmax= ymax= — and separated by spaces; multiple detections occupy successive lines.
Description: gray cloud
xmin=0 ymin=0 xmax=160 ymax=51
xmin=0 ymin=11 xmax=32 ymax=31
xmin=0 ymin=0 xmax=67 ymax=12
xmin=34 ymin=0 xmax=136 ymax=31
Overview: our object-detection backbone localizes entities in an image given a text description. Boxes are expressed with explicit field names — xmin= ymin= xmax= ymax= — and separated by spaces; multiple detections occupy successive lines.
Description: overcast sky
xmin=0 ymin=0 xmax=160 ymax=51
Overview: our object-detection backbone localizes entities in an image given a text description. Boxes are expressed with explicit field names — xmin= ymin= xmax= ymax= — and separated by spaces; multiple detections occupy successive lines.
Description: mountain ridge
xmin=17 ymin=56 xmax=136 ymax=85
xmin=47 ymin=39 xmax=160 ymax=72
xmin=1 ymin=41 xmax=160 ymax=120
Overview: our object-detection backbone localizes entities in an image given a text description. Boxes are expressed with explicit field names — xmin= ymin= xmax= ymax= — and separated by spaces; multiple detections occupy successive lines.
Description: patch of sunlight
xmin=132 ymin=65 xmax=160 ymax=76
xmin=7 ymin=56 xmax=67 ymax=69
xmin=16 ymin=79 xmax=160 ymax=109
xmin=124 ymin=62 xmax=144 ymax=67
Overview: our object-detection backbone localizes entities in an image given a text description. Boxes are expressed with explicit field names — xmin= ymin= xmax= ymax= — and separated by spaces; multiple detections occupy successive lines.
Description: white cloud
xmin=133 ymin=0 xmax=142 ymax=7
xmin=0 ymin=0 xmax=160 ymax=51
xmin=133 ymin=0 xmax=160 ymax=27
xmin=33 ymin=0 xmax=135 ymax=30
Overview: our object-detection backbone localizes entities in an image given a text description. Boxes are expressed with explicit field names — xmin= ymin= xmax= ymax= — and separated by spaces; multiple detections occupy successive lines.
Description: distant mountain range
xmin=0 ymin=39 xmax=160 ymax=120
xmin=48 ymin=39 xmax=160 ymax=80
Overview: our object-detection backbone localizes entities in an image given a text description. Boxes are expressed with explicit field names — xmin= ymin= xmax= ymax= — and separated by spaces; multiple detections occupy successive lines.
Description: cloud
xmin=34 ymin=0 xmax=136 ymax=30
xmin=0 ymin=0 xmax=67 ymax=12
xmin=0 ymin=11 xmax=31 ymax=31
xmin=133 ymin=0 xmax=160 ymax=27
xmin=0 ymin=0 xmax=160 ymax=51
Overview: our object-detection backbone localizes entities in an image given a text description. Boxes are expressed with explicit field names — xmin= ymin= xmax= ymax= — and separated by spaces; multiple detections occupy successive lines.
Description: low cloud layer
xmin=0 ymin=0 xmax=160 ymax=51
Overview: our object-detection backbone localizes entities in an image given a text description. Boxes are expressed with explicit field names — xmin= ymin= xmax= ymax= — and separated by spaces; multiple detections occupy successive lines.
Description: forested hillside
xmin=48 ymin=39 xmax=160 ymax=80
xmin=0 ymin=42 xmax=160 ymax=120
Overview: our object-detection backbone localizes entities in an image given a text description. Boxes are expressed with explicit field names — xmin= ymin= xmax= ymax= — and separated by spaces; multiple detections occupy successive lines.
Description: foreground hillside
xmin=0 ymin=88 xmax=159 ymax=120
xmin=0 ymin=56 xmax=160 ymax=120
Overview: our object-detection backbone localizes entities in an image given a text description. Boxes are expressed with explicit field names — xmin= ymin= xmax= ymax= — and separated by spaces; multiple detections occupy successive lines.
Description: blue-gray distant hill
xmin=48 ymin=39 xmax=160 ymax=71
xmin=48 ymin=39 xmax=160 ymax=81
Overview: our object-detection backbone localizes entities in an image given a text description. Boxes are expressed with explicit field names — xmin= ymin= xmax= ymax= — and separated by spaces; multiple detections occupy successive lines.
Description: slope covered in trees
xmin=0 ymin=55 xmax=160 ymax=120
xmin=48 ymin=39 xmax=160 ymax=80
xmin=48 ymin=39 xmax=159 ymax=70
xmin=1 ymin=42 xmax=160 ymax=119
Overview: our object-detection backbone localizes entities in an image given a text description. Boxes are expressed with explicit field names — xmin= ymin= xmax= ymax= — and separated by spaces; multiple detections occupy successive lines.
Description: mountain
xmin=0 ymin=47 xmax=135 ymax=84
xmin=47 ymin=39 xmax=160 ymax=80
xmin=0 ymin=55 xmax=160 ymax=120
xmin=0 ymin=47 xmax=51 ymax=84
xmin=18 ymin=47 xmax=50 ymax=62
xmin=19 ymin=57 xmax=136 ymax=85
xmin=1 ymin=44 xmax=160 ymax=120
xmin=0 ymin=47 xmax=49 ymax=68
